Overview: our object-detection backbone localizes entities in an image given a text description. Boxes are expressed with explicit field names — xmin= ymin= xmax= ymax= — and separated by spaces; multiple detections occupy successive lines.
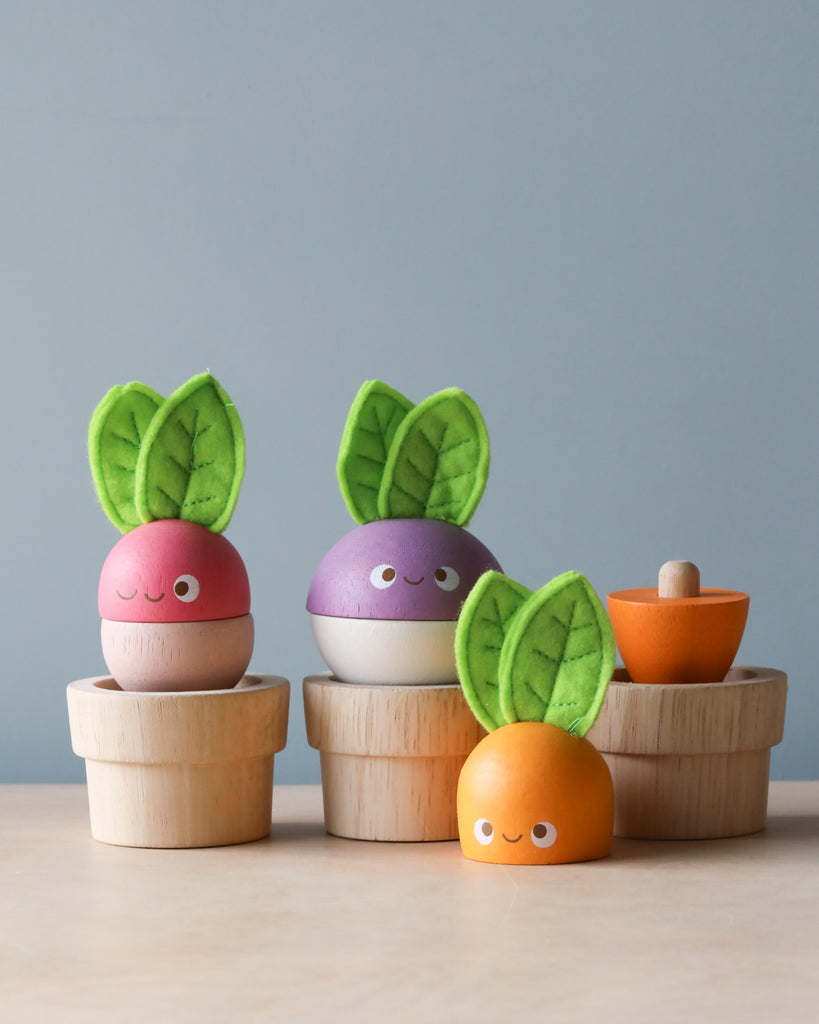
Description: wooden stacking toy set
xmin=68 ymin=376 xmax=787 ymax=862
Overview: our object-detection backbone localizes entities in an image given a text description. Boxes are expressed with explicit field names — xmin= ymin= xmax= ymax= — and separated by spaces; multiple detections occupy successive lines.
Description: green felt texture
xmin=88 ymin=381 xmax=163 ymax=533
xmin=378 ymin=387 xmax=490 ymax=526
xmin=455 ymin=571 xmax=534 ymax=732
xmin=498 ymin=571 xmax=615 ymax=737
xmin=337 ymin=380 xmax=414 ymax=524
xmin=135 ymin=373 xmax=245 ymax=533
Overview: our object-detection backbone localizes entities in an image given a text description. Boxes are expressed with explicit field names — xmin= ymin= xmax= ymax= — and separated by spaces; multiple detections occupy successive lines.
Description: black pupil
xmin=175 ymin=581 xmax=189 ymax=596
xmin=533 ymin=823 xmax=547 ymax=839
xmin=382 ymin=567 xmax=396 ymax=582
xmin=481 ymin=821 xmax=493 ymax=837
xmin=434 ymin=568 xmax=447 ymax=582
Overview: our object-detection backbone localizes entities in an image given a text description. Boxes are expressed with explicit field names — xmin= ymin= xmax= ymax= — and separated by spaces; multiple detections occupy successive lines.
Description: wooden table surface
xmin=2 ymin=783 xmax=817 ymax=1024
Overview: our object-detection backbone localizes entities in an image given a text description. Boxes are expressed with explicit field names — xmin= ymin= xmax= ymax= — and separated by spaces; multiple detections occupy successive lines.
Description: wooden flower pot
xmin=67 ymin=674 xmax=290 ymax=848
xmin=303 ymin=673 xmax=486 ymax=841
xmin=586 ymin=666 xmax=787 ymax=839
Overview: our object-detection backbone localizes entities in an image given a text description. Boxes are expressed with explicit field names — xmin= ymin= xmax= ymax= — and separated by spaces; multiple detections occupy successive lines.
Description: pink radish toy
xmin=89 ymin=372 xmax=253 ymax=691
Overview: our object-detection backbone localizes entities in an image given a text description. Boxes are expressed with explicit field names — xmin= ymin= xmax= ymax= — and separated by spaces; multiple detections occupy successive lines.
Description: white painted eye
xmin=530 ymin=821 xmax=557 ymax=848
xmin=370 ymin=564 xmax=397 ymax=589
xmin=433 ymin=566 xmax=460 ymax=591
xmin=173 ymin=574 xmax=200 ymax=602
xmin=473 ymin=818 xmax=494 ymax=845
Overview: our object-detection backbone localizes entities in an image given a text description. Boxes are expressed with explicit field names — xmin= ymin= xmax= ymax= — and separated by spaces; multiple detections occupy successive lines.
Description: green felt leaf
xmin=135 ymin=372 xmax=245 ymax=533
xmin=88 ymin=381 xmax=163 ymax=532
xmin=337 ymin=380 xmax=414 ymax=524
xmin=455 ymin=571 xmax=534 ymax=732
xmin=378 ymin=388 xmax=490 ymax=526
xmin=498 ymin=571 xmax=615 ymax=736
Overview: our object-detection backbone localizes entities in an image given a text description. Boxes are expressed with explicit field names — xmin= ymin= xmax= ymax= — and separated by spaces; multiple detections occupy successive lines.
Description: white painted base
xmin=309 ymin=614 xmax=457 ymax=685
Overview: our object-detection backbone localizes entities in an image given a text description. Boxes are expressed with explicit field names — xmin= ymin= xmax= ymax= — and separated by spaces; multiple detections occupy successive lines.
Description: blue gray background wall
xmin=2 ymin=2 xmax=817 ymax=783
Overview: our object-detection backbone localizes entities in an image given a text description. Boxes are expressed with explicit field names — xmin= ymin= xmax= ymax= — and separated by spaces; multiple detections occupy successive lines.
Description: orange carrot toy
xmin=455 ymin=570 xmax=616 ymax=865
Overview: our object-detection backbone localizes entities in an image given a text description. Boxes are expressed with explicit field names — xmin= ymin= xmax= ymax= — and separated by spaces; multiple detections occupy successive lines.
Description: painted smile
xmin=403 ymin=576 xmax=424 ymax=586
xmin=502 ymin=833 xmax=522 ymax=843
xmin=144 ymin=592 xmax=165 ymax=602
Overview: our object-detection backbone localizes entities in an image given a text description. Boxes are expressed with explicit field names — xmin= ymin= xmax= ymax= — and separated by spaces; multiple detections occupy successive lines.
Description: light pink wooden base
xmin=100 ymin=614 xmax=254 ymax=691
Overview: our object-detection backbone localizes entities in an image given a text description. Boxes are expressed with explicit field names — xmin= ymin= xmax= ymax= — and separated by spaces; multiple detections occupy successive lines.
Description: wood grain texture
xmin=586 ymin=665 xmax=787 ymax=839
xmin=67 ymin=674 xmax=290 ymax=848
xmin=303 ymin=672 xmax=486 ymax=841
xmin=318 ymin=751 xmax=467 ymax=841
xmin=658 ymin=559 xmax=700 ymax=597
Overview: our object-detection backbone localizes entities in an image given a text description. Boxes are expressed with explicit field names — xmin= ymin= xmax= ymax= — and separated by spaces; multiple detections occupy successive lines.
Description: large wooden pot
xmin=67 ymin=674 xmax=290 ymax=848
xmin=586 ymin=665 xmax=787 ymax=839
xmin=303 ymin=673 xmax=485 ymax=841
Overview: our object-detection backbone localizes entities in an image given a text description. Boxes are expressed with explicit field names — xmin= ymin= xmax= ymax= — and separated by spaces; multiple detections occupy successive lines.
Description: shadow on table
xmin=267 ymin=818 xmax=329 ymax=844
xmin=608 ymin=810 xmax=819 ymax=864
xmin=761 ymin=811 xmax=819 ymax=841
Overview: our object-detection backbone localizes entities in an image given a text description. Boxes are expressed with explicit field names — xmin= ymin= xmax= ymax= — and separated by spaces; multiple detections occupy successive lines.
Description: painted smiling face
xmin=457 ymin=722 xmax=615 ymax=865
xmin=99 ymin=519 xmax=250 ymax=623
xmin=307 ymin=519 xmax=500 ymax=621
xmin=306 ymin=519 xmax=502 ymax=685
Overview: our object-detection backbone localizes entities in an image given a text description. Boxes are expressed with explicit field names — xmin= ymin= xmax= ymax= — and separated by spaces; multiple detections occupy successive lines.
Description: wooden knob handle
xmin=658 ymin=560 xmax=700 ymax=598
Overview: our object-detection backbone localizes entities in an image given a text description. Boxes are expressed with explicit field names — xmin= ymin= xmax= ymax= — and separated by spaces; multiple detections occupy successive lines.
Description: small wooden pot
xmin=586 ymin=665 xmax=787 ymax=839
xmin=303 ymin=672 xmax=486 ymax=841
xmin=67 ymin=674 xmax=290 ymax=848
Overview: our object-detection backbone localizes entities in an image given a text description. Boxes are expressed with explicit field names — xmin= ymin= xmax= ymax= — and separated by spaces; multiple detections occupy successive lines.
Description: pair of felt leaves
xmin=456 ymin=570 xmax=616 ymax=738
xmin=89 ymin=373 xmax=244 ymax=534
xmin=337 ymin=380 xmax=490 ymax=527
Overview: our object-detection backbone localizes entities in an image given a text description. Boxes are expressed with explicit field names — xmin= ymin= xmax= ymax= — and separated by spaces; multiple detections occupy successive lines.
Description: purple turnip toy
xmin=307 ymin=380 xmax=501 ymax=684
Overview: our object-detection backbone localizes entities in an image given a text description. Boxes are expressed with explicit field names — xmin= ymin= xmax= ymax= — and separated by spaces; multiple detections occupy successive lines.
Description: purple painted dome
xmin=307 ymin=518 xmax=501 ymax=621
